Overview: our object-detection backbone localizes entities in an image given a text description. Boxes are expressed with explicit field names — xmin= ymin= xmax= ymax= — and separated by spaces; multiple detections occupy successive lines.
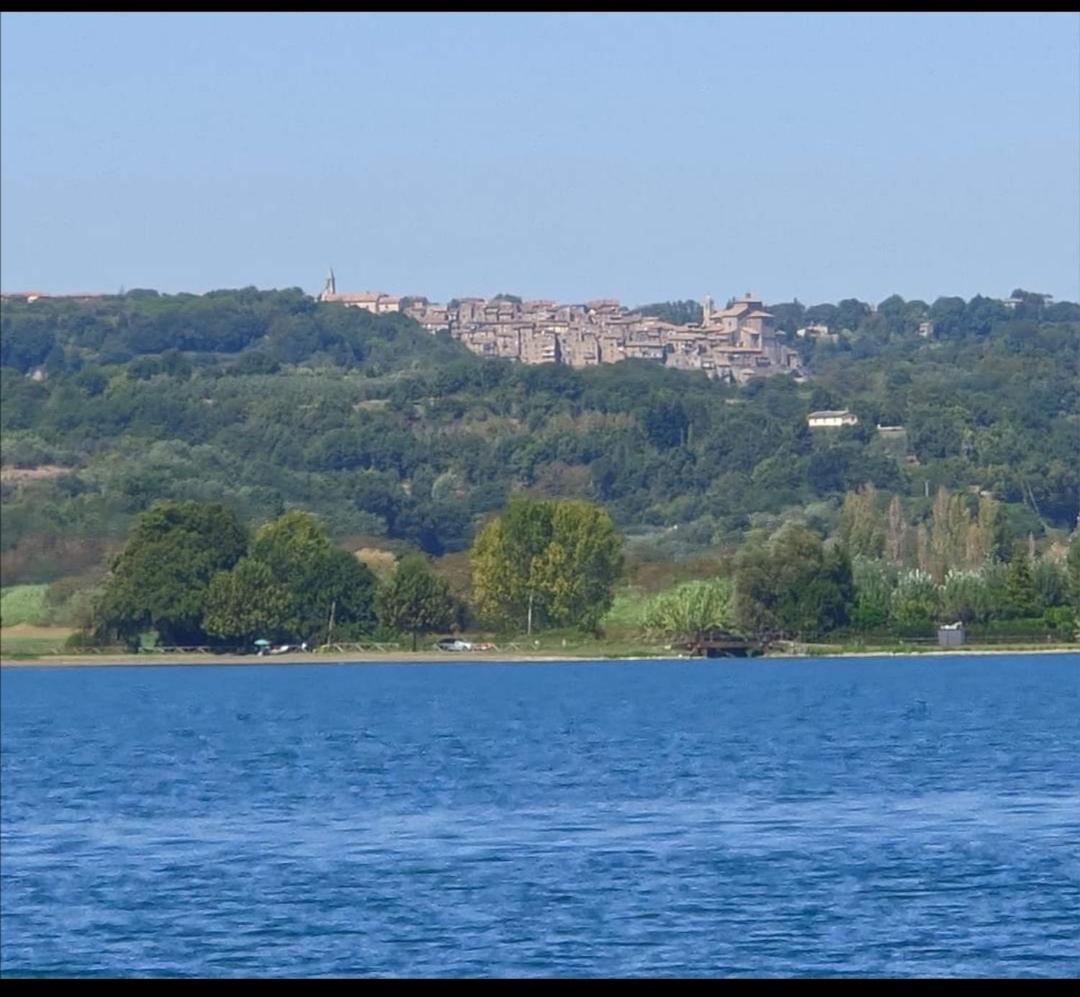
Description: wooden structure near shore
xmin=674 ymin=629 xmax=764 ymax=658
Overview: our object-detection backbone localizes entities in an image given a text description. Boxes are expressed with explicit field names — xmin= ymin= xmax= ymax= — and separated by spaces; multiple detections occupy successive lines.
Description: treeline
xmin=1 ymin=287 xmax=1078 ymax=586
xmin=0 ymin=287 xmax=468 ymax=373
xmin=81 ymin=493 xmax=1080 ymax=653
xmin=82 ymin=496 xmax=623 ymax=651
xmin=631 ymin=486 xmax=1080 ymax=644
xmin=727 ymin=516 xmax=1079 ymax=642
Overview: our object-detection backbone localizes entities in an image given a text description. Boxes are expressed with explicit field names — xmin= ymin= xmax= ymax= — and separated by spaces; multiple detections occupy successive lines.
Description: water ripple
xmin=3 ymin=654 xmax=1079 ymax=977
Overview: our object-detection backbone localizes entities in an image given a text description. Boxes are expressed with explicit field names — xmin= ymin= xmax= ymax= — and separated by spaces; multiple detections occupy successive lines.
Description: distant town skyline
xmin=2 ymin=13 xmax=1078 ymax=305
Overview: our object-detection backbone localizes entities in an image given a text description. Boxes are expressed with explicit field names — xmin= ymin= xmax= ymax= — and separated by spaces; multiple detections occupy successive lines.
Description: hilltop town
xmin=2 ymin=279 xmax=1058 ymax=390
xmin=318 ymin=273 xmax=803 ymax=384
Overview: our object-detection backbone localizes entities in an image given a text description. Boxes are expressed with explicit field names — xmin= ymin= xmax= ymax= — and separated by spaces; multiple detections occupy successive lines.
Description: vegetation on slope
xmin=1 ymin=286 xmax=1077 ymax=597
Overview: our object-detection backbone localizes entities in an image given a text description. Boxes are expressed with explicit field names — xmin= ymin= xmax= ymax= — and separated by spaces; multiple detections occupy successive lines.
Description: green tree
xmin=925 ymin=486 xmax=974 ymax=581
xmin=1068 ymin=529 xmax=1080 ymax=615
xmin=471 ymin=501 xmax=551 ymax=632
xmin=203 ymin=557 xmax=292 ymax=645
xmin=733 ymin=525 xmax=853 ymax=640
xmin=1031 ymin=558 xmax=1068 ymax=614
xmin=250 ymin=510 xmax=378 ymax=641
xmin=471 ymin=497 xmax=623 ymax=633
xmin=636 ymin=300 xmax=704 ymax=325
xmin=839 ymin=484 xmax=885 ymax=558
xmin=376 ymin=555 xmax=457 ymax=650
xmin=1005 ymin=544 xmax=1037 ymax=618
xmin=850 ymin=556 xmax=896 ymax=630
xmin=95 ymin=499 xmax=248 ymax=647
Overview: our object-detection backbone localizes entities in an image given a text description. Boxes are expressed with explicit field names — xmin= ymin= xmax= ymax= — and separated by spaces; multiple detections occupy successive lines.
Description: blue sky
xmin=2 ymin=12 xmax=1078 ymax=306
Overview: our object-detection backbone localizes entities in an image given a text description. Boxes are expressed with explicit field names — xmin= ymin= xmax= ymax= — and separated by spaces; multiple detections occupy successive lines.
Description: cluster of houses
xmin=320 ymin=272 xmax=802 ymax=384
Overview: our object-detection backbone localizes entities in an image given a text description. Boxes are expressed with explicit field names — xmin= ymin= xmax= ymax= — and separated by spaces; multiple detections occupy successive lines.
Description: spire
xmin=322 ymin=267 xmax=337 ymax=300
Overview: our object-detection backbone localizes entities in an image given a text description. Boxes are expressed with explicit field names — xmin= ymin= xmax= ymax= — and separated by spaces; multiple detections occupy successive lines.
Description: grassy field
xmin=0 ymin=625 xmax=77 ymax=659
xmin=599 ymin=589 xmax=653 ymax=639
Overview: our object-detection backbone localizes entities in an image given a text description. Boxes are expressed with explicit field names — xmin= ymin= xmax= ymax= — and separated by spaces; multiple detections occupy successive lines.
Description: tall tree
xmin=839 ymin=484 xmax=885 ymax=558
xmin=203 ymin=557 xmax=292 ymax=645
xmin=471 ymin=500 xmax=552 ymax=633
xmin=471 ymin=497 xmax=623 ymax=633
xmin=966 ymin=494 xmax=1004 ymax=567
xmin=733 ymin=524 xmax=853 ymax=640
xmin=376 ymin=555 xmax=457 ymax=651
xmin=925 ymin=487 xmax=973 ymax=581
xmin=1005 ymin=543 xmax=1037 ymax=618
xmin=95 ymin=500 xmax=248 ymax=647
xmin=850 ymin=556 xmax=896 ymax=630
xmin=885 ymin=494 xmax=913 ymax=567
xmin=250 ymin=510 xmax=377 ymax=640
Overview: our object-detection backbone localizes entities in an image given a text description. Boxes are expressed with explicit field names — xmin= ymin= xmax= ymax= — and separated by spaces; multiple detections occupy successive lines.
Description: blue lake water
xmin=2 ymin=654 xmax=1079 ymax=978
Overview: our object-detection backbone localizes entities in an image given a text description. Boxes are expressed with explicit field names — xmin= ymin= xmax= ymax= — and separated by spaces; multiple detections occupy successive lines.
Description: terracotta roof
xmin=328 ymin=292 xmax=383 ymax=303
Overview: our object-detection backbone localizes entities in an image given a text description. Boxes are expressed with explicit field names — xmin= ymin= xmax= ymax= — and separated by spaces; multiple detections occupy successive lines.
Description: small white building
xmin=807 ymin=409 xmax=859 ymax=428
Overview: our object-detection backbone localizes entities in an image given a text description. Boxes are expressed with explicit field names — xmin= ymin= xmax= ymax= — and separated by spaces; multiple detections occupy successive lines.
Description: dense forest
xmin=1 ymin=286 xmax=1078 ymax=605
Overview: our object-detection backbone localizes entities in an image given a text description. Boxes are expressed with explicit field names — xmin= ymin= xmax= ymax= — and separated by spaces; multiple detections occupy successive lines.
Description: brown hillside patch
xmin=1 ymin=624 xmax=75 ymax=638
xmin=0 ymin=464 xmax=73 ymax=482
xmin=434 ymin=550 xmax=473 ymax=601
xmin=355 ymin=547 xmax=397 ymax=582
xmin=0 ymin=534 xmax=124 ymax=587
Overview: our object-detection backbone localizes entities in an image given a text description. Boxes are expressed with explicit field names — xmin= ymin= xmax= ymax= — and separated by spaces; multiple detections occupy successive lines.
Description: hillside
xmin=1 ymin=287 xmax=1078 ymax=585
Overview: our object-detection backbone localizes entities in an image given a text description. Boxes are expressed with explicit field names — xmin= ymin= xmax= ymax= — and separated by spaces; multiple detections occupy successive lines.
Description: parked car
xmin=436 ymin=637 xmax=473 ymax=652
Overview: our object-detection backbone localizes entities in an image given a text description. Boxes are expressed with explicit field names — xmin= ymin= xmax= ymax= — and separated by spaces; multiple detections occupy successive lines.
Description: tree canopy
xmin=94 ymin=503 xmax=377 ymax=647
xmin=95 ymin=500 xmax=247 ymax=646
xmin=2 ymin=286 xmax=1077 ymax=592
xmin=471 ymin=497 xmax=623 ymax=633
xmin=733 ymin=524 xmax=854 ymax=640
xmin=376 ymin=555 xmax=457 ymax=650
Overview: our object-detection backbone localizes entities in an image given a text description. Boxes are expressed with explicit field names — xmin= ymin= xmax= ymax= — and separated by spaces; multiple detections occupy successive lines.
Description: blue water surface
xmin=2 ymin=654 xmax=1079 ymax=977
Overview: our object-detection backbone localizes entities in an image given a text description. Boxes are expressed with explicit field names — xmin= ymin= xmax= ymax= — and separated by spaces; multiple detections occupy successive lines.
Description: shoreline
xmin=2 ymin=647 xmax=1077 ymax=668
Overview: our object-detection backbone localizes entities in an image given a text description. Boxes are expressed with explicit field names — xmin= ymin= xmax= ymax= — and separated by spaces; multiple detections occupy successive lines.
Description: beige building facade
xmin=321 ymin=274 xmax=802 ymax=383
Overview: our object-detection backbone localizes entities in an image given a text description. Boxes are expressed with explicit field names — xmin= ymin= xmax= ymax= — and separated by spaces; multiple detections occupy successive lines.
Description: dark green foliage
xmin=95 ymin=499 xmax=248 ymax=647
xmin=1 ymin=316 xmax=56 ymax=371
xmin=92 ymin=504 xmax=377 ymax=647
xmin=733 ymin=525 xmax=854 ymax=639
xmin=1 ymin=287 xmax=1077 ymax=584
xmin=1005 ymin=545 xmax=1037 ymax=618
xmin=636 ymin=300 xmax=704 ymax=325
xmin=376 ymin=554 xmax=457 ymax=650
xmin=471 ymin=497 xmax=624 ymax=633
xmin=203 ymin=557 xmax=292 ymax=644
xmin=249 ymin=510 xmax=378 ymax=641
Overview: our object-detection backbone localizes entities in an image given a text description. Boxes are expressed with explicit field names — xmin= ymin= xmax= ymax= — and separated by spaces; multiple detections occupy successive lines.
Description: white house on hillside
xmin=807 ymin=409 xmax=859 ymax=428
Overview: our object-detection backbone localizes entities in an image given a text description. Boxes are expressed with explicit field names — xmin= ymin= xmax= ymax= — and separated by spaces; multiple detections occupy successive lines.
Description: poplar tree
xmin=470 ymin=497 xmax=623 ymax=634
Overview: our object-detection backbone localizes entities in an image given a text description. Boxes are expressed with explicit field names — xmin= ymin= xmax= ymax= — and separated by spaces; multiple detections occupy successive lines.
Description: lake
xmin=2 ymin=654 xmax=1079 ymax=977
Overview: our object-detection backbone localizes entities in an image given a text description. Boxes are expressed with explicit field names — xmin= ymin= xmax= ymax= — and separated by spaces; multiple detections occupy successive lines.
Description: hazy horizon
xmin=3 ymin=12 xmax=1078 ymax=306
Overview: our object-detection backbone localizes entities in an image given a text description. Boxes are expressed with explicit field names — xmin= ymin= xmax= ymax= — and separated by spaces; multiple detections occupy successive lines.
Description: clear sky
xmin=2 ymin=12 xmax=1078 ymax=306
